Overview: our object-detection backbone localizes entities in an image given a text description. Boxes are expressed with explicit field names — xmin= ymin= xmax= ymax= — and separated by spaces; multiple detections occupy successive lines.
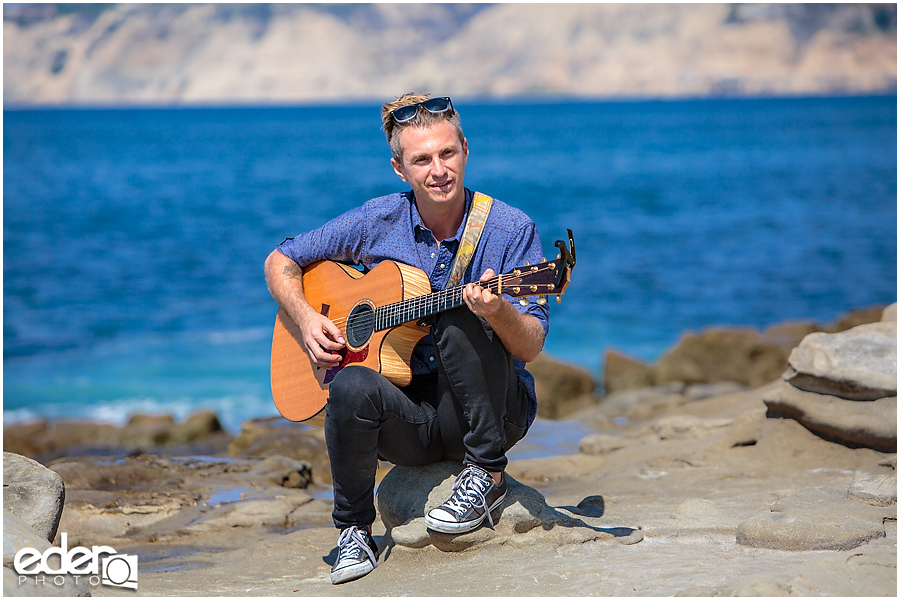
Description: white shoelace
xmin=443 ymin=466 xmax=496 ymax=528
xmin=336 ymin=526 xmax=377 ymax=569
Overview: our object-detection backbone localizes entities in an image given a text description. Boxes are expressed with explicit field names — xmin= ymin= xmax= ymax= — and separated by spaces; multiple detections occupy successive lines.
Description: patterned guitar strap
xmin=446 ymin=191 xmax=493 ymax=289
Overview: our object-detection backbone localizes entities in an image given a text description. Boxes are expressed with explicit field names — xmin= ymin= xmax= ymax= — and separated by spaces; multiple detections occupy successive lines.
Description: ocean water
xmin=4 ymin=96 xmax=897 ymax=432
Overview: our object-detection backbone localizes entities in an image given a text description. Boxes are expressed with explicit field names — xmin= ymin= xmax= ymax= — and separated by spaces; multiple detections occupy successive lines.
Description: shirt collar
xmin=409 ymin=188 xmax=473 ymax=245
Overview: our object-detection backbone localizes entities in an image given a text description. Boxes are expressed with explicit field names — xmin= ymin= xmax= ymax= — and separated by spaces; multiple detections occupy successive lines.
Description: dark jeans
xmin=324 ymin=306 xmax=531 ymax=529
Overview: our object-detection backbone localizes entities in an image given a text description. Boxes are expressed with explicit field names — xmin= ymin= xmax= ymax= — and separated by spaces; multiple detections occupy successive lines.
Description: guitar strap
xmin=446 ymin=191 xmax=493 ymax=289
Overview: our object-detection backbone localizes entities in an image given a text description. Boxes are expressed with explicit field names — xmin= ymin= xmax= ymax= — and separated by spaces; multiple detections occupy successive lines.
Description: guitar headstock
xmin=499 ymin=229 xmax=576 ymax=305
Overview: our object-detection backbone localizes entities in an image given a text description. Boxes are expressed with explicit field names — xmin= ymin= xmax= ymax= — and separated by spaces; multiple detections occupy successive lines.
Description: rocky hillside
xmin=4 ymin=3 xmax=897 ymax=106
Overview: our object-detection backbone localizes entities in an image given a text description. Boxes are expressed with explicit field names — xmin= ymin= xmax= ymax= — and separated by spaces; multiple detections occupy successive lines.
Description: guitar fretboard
xmin=375 ymin=285 xmax=472 ymax=330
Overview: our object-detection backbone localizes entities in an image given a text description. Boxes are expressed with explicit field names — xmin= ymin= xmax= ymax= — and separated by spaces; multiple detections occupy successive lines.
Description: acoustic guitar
xmin=270 ymin=231 xmax=576 ymax=427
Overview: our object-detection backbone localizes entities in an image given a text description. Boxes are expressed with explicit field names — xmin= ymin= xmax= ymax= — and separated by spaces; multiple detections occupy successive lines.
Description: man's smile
xmin=430 ymin=180 xmax=453 ymax=192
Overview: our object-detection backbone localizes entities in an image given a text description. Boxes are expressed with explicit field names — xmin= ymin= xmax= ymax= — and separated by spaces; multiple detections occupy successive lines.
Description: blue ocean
xmin=4 ymin=96 xmax=897 ymax=433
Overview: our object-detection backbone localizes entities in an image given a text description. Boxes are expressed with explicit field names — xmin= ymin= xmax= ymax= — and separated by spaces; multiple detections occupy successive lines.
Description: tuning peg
xmin=523 ymin=261 xmax=530 ymax=266
xmin=556 ymin=296 xmax=562 ymax=304
xmin=519 ymin=298 xmax=530 ymax=306
xmin=536 ymin=296 xmax=548 ymax=305
xmin=541 ymin=257 xmax=546 ymax=263
xmin=556 ymin=253 xmax=561 ymax=260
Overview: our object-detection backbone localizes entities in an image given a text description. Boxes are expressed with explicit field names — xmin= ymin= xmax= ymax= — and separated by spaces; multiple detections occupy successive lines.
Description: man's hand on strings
xmin=299 ymin=311 xmax=345 ymax=368
xmin=463 ymin=269 xmax=502 ymax=317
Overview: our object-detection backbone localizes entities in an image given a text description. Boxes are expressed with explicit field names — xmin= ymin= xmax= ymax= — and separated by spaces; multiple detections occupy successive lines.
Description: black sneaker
xmin=425 ymin=465 xmax=507 ymax=534
xmin=330 ymin=526 xmax=378 ymax=585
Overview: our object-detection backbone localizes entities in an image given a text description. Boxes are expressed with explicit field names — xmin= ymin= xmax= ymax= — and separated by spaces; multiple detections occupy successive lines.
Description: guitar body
xmin=270 ymin=229 xmax=576 ymax=428
xmin=270 ymin=260 xmax=432 ymax=426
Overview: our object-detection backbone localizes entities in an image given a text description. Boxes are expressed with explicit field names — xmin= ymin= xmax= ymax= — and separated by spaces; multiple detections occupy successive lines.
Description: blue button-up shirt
xmin=277 ymin=188 xmax=549 ymax=426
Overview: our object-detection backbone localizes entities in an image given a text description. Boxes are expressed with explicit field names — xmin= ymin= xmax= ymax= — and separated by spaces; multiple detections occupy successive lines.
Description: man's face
xmin=391 ymin=120 xmax=468 ymax=213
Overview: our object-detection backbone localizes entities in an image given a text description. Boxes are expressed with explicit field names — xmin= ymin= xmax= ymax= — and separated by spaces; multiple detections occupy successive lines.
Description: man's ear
xmin=462 ymin=137 xmax=469 ymax=163
xmin=391 ymin=157 xmax=408 ymax=182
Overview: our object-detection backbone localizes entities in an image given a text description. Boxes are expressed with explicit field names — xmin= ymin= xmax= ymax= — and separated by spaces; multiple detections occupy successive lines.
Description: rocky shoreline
xmin=4 ymin=305 xmax=896 ymax=596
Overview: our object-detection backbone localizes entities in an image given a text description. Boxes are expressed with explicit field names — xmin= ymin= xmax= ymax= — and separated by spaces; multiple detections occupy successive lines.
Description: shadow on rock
xmin=376 ymin=462 xmax=642 ymax=553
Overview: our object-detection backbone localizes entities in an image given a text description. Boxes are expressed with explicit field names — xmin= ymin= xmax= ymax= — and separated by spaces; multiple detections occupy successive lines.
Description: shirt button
xmin=429 ymin=356 xmax=435 ymax=362
xmin=440 ymin=263 xmax=445 ymax=269
xmin=431 ymin=253 xmax=436 ymax=258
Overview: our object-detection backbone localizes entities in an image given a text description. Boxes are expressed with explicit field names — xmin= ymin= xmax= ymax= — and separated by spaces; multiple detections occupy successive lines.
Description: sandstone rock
xmin=682 ymin=381 xmax=748 ymax=400
xmin=183 ymin=492 xmax=315 ymax=532
xmin=60 ymin=490 xmax=199 ymax=541
xmin=122 ymin=413 xmax=177 ymax=445
xmin=50 ymin=460 xmax=183 ymax=492
xmin=377 ymin=461 xmax=641 ymax=551
xmin=3 ymin=512 xmax=90 ymax=597
xmin=727 ymin=547 xmax=897 ymax=597
xmin=598 ymin=382 xmax=685 ymax=419
xmin=670 ymin=498 xmax=725 ymax=525
xmin=250 ymin=455 xmax=313 ymax=489
xmin=601 ymin=306 xmax=891 ymax=398
xmin=655 ymin=327 xmax=788 ymax=388
xmin=3 ymin=412 xmax=230 ymax=463
xmin=560 ymin=405 xmax=614 ymax=431
xmin=529 ymin=353 xmax=596 ymax=419
xmin=645 ymin=498 xmax=738 ymax=537
xmin=579 ymin=433 xmax=630 ymax=456
xmin=228 ymin=416 xmax=330 ymax=483
xmin=506 ymin=453 xmax=611 ymax=484
xmin=882 ymin=302 xmax=897 ymax=322
xmin=784 ymin=321 xmax=897 ymax=400
xmin=3 ymin=420 xmax=120 ymax=463
xmin=825 ymin=304 xmax=889 ymax=332
xmin=600 ymin=307 xmax=890 ymax=397
xmin=712 ymin=409 xmax=766 ymax=450
xmin=171 ymin=410 xmax=223 ymax=443
xmin=3 ymin=453 xmax=65 ymax=542
xmin=602 ymin=349 xmax=655 ymax=394
xmin=4 ymin=512 xmax=52 ymax=569
xmin=726 ymin=577 xmax=794 ymax=597
xmin=761 ymin=320 xmax=823 ymax=354
xmin=847 ymin=474 xmax=897 ymax=507
xmin=652 ymin=415 xmax=735 ymax=440
xmin=764 ymin=382 xmax=896 ymax=452
xmin=579 ymin=381 xmax=751 ymax=426
xmin=120 ymin=411 xmax=228 ymax=448
xmin=736 ymin=487 xmax=890 ymax=551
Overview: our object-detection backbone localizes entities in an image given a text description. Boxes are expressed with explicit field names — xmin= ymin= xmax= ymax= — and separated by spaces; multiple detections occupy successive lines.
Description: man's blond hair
xmin=381 ymin=92 xmax=464 ymax=162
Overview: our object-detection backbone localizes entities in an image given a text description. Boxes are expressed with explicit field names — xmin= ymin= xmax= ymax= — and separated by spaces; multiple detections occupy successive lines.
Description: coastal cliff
xmin=4 ymin=3 xmax=896 ymax=106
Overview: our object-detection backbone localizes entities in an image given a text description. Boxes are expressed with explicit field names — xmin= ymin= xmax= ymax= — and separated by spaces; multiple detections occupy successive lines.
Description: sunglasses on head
xmin=390 ymin=97 xmax=454 ymax=124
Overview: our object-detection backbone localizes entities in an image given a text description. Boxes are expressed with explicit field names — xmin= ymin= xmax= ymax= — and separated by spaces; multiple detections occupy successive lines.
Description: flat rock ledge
xmin=376 ymin=461 xmax=642 ymax=552
xmin=736 ymin=486 xmax=895 ymax=551
xmin=848 ymin=474 xmax=898 ymax=508
xmin=784 ymin=320 xmax=897 ymax=400
xmin=764 ymin=384 xmax=897 ymax=451
xmin=764 ymin=318 xmax=898 ymax=452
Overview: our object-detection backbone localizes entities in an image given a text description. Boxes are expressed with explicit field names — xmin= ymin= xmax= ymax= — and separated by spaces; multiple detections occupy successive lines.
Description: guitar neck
xmin=375 ymin=284 xmax=472 ymax=330
xmin=371 ymin=237 xmax=576 ymax=332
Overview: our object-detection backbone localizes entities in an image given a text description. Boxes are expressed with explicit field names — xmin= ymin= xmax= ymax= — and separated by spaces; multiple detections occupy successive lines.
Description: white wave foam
xmin=2 ymin=393 xmax=280 ymax=433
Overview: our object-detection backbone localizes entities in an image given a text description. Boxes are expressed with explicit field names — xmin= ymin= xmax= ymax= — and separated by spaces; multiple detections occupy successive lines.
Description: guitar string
xmin=324 ymin=263 xmax=559 ymax=335
xmin=327 ymin=265 xmax=558 ymax=338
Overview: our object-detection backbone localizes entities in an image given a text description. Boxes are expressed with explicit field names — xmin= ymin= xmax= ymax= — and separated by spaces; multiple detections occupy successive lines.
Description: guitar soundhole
xmin=346 ymin=302 xmax=375 ymax=349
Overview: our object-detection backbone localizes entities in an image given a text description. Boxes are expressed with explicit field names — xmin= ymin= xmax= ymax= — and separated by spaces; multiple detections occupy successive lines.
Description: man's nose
xmin=431 ymin=157 xmax=447 ymax=176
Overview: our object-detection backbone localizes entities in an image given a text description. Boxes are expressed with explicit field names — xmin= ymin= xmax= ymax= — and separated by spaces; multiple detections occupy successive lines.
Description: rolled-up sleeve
xmin=276 ymin=205 xmax=367 ymax=268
